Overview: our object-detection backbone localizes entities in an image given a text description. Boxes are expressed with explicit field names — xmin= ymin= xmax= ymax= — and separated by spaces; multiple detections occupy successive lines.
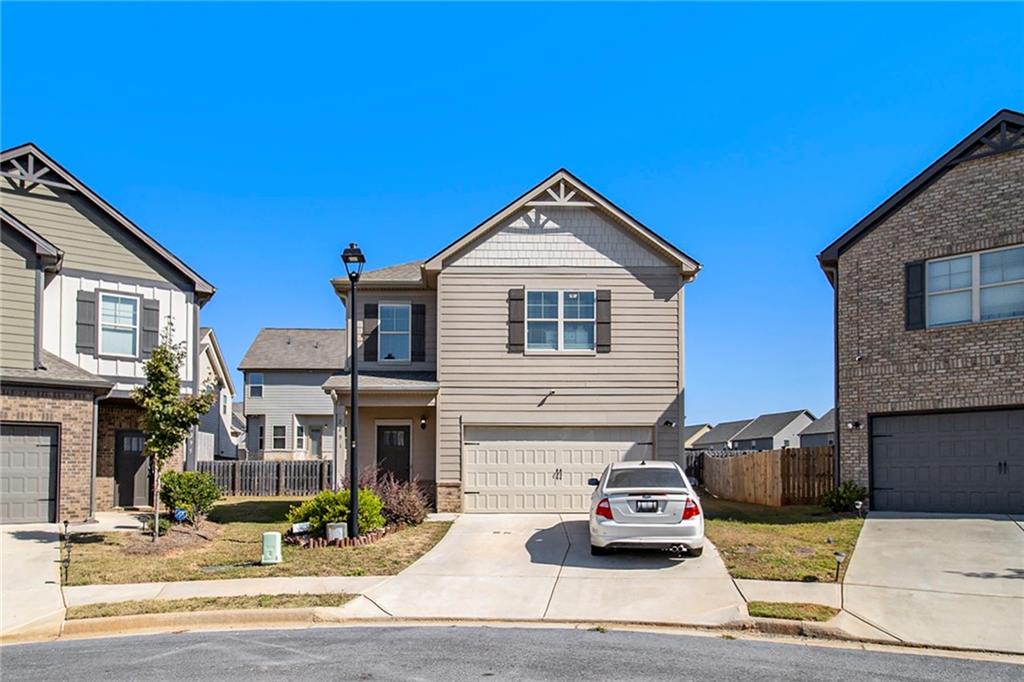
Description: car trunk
xmin=608 ymin=491 xmax=690 ymax=525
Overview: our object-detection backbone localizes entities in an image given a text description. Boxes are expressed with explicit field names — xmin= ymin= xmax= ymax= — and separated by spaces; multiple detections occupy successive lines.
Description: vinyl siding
xmin=1 ymin=183 xmax=184 ymax=284
xmin=0 ymin=237 xmax=36 ymax=369
xmin=436 ymin=265 xmax=684 ymax=481
xmin=351 ymin=289 xmax=437 ymax=371
xmin=244 ymin=370 xmax=335 ymax=459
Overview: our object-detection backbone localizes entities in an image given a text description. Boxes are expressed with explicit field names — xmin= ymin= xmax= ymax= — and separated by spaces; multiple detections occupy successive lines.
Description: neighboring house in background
xmin=819 ymin=108 xmax=1023 ymax=513
xmin=682 ymin=423 xmax=711 ymax=450
xmin=799 ymin=408 xmax=836 ymax=448
xmin=230 ymin=401 xmax=247 ymax=458
xmin=0 ymin=143 xmax=215 ymax=524
xmin=689 ymin=419 xmax=753 ymax=451
xmin=324 ymin=169 xmax=700 ymax=512
xmin=239 ymin=328 xmax=345 ymax=461
xmin=730 ymin=409 xmax=815 ymax=451
xmin=196 ymin=327 xmax=237 ymax=460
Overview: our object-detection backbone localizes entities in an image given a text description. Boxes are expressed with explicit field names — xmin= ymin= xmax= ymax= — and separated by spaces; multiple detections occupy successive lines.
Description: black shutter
xmin=141 ymin=299 xmax=160 ymax=358
xmin=905 ymin=261 xmax=925 ymax=330
xmin=364 ymin=303 xmax=379 ymax=362
xmin=411 ymin=303 xmax=426 ymax=362
xmin=596 ymin=289 xmax=612 ymax=353
xmin=75 ymin=290 xmax=97 ymax=356
xmin=508 ymin=288 xmax=525 ymax=353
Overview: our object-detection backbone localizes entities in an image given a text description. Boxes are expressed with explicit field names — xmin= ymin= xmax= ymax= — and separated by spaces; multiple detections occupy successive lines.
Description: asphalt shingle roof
xmin=238 ymin=328 xmax=346 ymax=371
xmin=682 ymin=423 xmax=710 ymax=441
xmin=799 ymin=408 xmax=836 ymax=436
xmin=732 ymin=409 xmax=813 ymax=441
xmin=360 ymin=260 xmax=424 ymax=283
xmin=691 ymin=419 xmax=753 ymax=447
xmin=1 ymin=351 xmax=112 ymax=391
xmin=322 ymin=371 xmax=438 ymax=392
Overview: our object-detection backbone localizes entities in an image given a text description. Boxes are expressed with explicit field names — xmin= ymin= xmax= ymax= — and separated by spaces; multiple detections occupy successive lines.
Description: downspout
xmin=187 ymin=299 xmax=201 ymax=470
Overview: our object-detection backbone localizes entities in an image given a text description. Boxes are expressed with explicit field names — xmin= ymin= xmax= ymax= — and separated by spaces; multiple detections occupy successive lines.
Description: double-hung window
xmin=379 ymin=303 xmax=411 ymax=362
xmin=248 ymin=373 xmax=264 ymax=398
xmin=272 ymin=425 xmax=286 ymax=450
xmin=221 ymin=394 xmax=228 ymax=415
xmin=295 ymin=424 xmax=305 ymax=451
xmin=526 ymin=290 xmax=596 ymax=352
xmin=99 ymin=293 xmax=140 ymax=357
xmin=258 ymin=425 xmax=265 ymax=451
xmin=926 ymin=245 xmax=1024 ymax=327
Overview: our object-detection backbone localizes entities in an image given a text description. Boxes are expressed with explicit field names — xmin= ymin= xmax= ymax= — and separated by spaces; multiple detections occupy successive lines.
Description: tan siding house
xmin=327 ymin=169 xmax=699 ymax=512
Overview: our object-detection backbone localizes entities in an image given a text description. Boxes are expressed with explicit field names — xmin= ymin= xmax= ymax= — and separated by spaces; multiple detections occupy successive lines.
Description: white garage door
xmin=463 ymin=426 xmax=653 ymax=512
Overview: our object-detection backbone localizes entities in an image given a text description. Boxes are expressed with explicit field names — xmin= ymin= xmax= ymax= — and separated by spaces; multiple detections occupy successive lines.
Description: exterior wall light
xmin=420 ymin=415 xmax=428 ymax=430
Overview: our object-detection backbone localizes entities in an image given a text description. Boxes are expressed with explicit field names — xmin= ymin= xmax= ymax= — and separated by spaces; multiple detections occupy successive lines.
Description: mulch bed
xmin=122 ymin=523 xmax=223 ymax=556
xmin=284 ymin=523 xmax=410 ymax=549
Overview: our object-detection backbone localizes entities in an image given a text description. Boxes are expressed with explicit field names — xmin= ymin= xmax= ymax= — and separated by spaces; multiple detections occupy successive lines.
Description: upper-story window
xmin=99 ymin=293 xmax=140 ymax=357
xmin=221 ymin=393 xmax=228 ymax=415
xmin=248 ymin=373 xmax=264 ymax=398
xmin=927 ymin=245 xmax=1024 ymax=327
xmin=526 ymin=290 xmax=596 ymax=352
xmin=379 ymin=303 xmax=411 ymax=362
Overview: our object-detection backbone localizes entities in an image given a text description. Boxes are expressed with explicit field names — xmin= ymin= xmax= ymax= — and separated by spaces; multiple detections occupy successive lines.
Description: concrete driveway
xmin=344 ymin=514 xmax=745 ymax=625
xmin=844 ymin=513 xmax=1024 ymax=654
xmin=0 ymin=524 xmax=64 ymax=640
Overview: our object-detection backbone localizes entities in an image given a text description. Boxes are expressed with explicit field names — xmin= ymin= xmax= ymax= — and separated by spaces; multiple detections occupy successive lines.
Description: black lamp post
xmin=341 ymin=242 xmax=365 ymax=538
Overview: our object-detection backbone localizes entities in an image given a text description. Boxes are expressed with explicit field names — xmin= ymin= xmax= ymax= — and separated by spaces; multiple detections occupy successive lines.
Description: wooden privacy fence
xmin=701 ymin=446 xmax=834 ymax=506
xmin=197 ymin=460 xmax=332 ymax=497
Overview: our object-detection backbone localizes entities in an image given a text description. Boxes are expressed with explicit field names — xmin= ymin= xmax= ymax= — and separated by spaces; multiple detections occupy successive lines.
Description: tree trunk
xmin=152 ymin=464 xmax=160 ymax=542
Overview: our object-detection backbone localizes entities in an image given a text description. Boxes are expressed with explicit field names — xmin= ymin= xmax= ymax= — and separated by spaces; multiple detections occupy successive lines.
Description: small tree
xmin=132 ymin=322 xmax=214 ymax=540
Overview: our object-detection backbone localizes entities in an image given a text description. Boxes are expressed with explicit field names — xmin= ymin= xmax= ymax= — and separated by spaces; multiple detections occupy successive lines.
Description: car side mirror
xmin=587 ymin=478 xmax=600 ymax=486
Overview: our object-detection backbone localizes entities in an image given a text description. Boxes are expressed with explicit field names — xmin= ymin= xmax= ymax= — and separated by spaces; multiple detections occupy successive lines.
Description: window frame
xmin=248 ymin=372 xmax=264 ymax=398
xmin=258 ymin=424 xmax=264 ymax=451
xmin=272 ymin=425 xmax=286 ymax=450
xmin=221 ymin=393 xmax=228 ymax=416
xmin=525 ymin=289 xmax=597 ymax=354
xmin=377 ymin=302 xmax=412 ymax=363
xmin=926 ymin=244 xmax=1024 ymax=328
xmin=295 ymin=422 xmax=305 ymax=451
xmin=97 ymin=291 xmax=141 ymax=358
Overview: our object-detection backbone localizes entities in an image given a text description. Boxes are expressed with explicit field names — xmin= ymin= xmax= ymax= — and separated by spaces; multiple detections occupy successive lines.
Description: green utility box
xmin=261 ymin=531 xmax=282 ymax=565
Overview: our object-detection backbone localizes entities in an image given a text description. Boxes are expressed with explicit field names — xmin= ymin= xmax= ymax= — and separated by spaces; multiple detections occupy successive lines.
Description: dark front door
xmin=377 ymin=425 xmax=411 ymax=481
xmin=115 ymin=431 xmax=151 ymax=507
xmin=310 ymin=429 xmax=323 ymax=458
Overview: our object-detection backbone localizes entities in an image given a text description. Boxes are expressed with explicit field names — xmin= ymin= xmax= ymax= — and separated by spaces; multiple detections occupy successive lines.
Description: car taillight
xmin=682 ymin=498 xmax=701 ymax=520
xmin=596 ymin=498 xmax=614 ymax=520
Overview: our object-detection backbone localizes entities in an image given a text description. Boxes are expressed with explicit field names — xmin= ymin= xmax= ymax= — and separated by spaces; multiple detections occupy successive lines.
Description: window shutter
xmin=141 ymin=299 xmax=160 ymax=358
xmin=363 ymin=303 xmax=379 ymax=362
xmin=508 ymin=288 xmax=525 ymax=353
xmin=905 ymin=261 xmax=925 ymax=330
xmin=75 ymin=290 xmax=97 ymax=356
xmin=596 ymin=289 xmax=612 ymax=353
xmin=411 ymin=303 xmax=426 ymax=362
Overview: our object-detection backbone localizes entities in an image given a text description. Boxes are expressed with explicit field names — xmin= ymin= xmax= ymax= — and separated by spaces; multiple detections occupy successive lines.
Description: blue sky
xmin=2 ymin=2 xmax=1021 ymax=425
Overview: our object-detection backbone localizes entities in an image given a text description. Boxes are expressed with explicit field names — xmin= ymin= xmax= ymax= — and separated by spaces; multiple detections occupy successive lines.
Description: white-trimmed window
xmin=221 ymin=393 xmax=228 ymax=415
xmin=379 ymin=303 xmax=411 ymax=362
xmin=272 ymin=425 xmax=286 ymax=450
xmin=248 ymin=373 xmax=264 ymax=398
xmin=927 ymin=245 xmax=1024 ymax=327
xmin=99 ymin=293 xmax=140 ymax=357
xmin=526 ymin=290 xmax=596 ymax=352
xmin=295 ymin=423 xmax=305 ymax=451
xmin=258 ymin=425 xmax=264 ymax=451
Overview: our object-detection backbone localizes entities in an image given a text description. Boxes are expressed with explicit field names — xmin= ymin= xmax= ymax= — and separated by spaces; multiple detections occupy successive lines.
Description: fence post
xmin=320 ymin=461 xmax=328 ymax=491
xmin=232 ymin=462 xmax=240 ymax=496
xmin=277 ymin=462 xmax=285 ymax=496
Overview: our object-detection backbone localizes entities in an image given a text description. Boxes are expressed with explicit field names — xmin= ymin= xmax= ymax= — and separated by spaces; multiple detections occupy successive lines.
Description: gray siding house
xmin=325 ymin=169 xmax=700 ymax=513
xmin=730 ymin=409 xmax=815 ymax=451
xmin=682 ymin=423 xmax=711 ymax=450
xmin=799 ymin=408 xmax=836 ymax=448
xmin=239 ymin=328 xmax=344 ymax=461
xmin=689 ymin=419 xmax=753 ymax=451
xmin=196 ymin=327 xmax=237 ymax=460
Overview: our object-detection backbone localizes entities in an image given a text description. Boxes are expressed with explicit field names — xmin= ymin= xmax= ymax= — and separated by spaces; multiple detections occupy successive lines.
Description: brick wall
xmin=836 ymin=149 xmax=1024 ymax=488
xmin=0 ymin=385 xmax=94 ymax=521
xmin=435 ymin=481 xmax=462 ymax=513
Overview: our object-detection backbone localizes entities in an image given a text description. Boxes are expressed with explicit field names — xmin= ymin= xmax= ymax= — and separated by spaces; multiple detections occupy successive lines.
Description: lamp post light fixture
xmin=833 ymin=550 xmax=847 ymax=583
xmin=341 ymin=243 xmax=366 ymax=539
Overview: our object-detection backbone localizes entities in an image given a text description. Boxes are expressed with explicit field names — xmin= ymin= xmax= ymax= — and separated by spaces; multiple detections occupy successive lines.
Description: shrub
xmin=143 ymin=516 xmax=171 ymax=536
xmin=287 ymin=488 xmax=385 ymax=536
xmin=372 ymin=473 xmax=429 ymax=526
xmin=821 ymin=480 xmax=867 ymax=513
xmin=159 ymin=471 xmax=222 ymax=527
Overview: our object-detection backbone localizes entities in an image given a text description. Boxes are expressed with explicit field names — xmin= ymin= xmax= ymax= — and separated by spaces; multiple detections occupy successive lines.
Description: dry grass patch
xmin=747 ymin=601 xmax=839 ymax=622
xmin=702 ymin=495 xmax=863 ymax=582
xmin=66 ymin=497 xmax=451 ymax=585
xmin=66 ymin=593 xmax=353 ymax=620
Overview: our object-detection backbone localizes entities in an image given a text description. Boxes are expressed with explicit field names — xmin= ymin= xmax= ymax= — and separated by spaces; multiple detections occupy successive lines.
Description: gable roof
xmin=732 ymin=409 xmax=814 ymax=441
xmin=818 ymin=109 xmax=1024 ymax=283
xmin=200 ymin=327 xmax=235 ymax=394
xmin=238 ymin=328 xmax=346 ymax=371
xmin=1 ymin=143 xmax=215 ymax=299
xmin=799 ymin=408 xmax=836 ymax=436
xmin=1 ymin=207 xmax=63 ymax=267
xmin=682 ymin=423 xmax=711 ymax=442
xmin=691 ymin=419 xmax=753 ymax=447
xmin=423 ymin=168 xmax=701 ymax=275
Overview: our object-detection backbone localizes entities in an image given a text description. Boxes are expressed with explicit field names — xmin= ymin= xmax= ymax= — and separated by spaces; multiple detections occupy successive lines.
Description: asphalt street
xmin=1 ymin=626 xmax=1020 ymax=681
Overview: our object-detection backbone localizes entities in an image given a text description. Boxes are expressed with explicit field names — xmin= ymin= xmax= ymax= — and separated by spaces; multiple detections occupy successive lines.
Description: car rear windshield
xmin=606 ymin=468 xmax=685 ymax=489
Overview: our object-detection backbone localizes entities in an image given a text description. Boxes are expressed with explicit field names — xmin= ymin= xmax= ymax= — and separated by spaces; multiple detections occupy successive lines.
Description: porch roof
xmin=322 ymin=371 xmax=438 ymax=393
xmin=0 ymin=351 xmax=113 ymax=394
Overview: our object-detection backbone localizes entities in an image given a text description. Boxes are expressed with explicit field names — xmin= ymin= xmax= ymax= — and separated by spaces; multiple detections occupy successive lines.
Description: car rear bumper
xmin=589 ymin=518 xmax=704 ymax=550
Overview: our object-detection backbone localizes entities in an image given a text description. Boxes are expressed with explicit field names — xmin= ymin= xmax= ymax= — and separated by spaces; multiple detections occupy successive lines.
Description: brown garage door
xmin=1 ymin=423 xmax=59 ymax=523
xmin=871 ymin=409 xmax=1023 ymax=513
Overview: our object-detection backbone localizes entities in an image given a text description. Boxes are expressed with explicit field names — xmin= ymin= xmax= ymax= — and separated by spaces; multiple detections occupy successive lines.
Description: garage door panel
xmin=1 ymin=423 xmax=59 ymax=524
xmin=871 ymin=408 xmax=1024 ymax=514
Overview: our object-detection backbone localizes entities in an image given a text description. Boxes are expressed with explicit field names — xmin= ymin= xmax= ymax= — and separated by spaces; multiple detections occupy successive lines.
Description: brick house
xmin=818 ymin=109 xmax=1023 ymax=513
xmin=1 ymin=144 xmax=216 ymax=523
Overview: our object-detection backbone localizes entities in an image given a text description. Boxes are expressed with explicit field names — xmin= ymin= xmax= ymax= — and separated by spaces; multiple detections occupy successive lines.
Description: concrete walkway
xmin=64 ymin=575 xmax=388 ymax=607
xmin=0 ymin=524 xmax=64 ymax=639
xmin=341 ymin=514 xmax=747 ymax=625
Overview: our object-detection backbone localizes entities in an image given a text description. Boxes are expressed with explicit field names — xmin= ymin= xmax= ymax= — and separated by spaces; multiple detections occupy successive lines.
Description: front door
xmin=115 ymin=431 xmax=151 ymax=507
xmin=309 ymin=428 xmax=323 ymax=458
xmin=376 ymin=425 xmax=411 ymax=481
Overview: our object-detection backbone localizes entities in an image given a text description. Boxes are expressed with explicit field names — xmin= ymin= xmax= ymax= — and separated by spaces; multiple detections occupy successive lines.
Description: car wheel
xmin=688 ymin=546 xmax=704 ymax=558
xmin=591 ymin=544 xmax=611 ymax=556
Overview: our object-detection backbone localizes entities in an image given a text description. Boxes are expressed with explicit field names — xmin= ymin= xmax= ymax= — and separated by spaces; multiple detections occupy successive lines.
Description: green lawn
xmin=747 ymin=601 xmax=839 ymax=622
xmin=702 ymin=495 xmax=863 ymax=582
xmin=66 ymin=497 xmax=450 ymax=586
xmin=66 ymin=593 xmax=354 ymax=619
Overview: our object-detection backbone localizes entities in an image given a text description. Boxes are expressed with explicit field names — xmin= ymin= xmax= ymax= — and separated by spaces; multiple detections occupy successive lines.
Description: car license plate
xmin=636 ymin=501 xmax=658 ymax=513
